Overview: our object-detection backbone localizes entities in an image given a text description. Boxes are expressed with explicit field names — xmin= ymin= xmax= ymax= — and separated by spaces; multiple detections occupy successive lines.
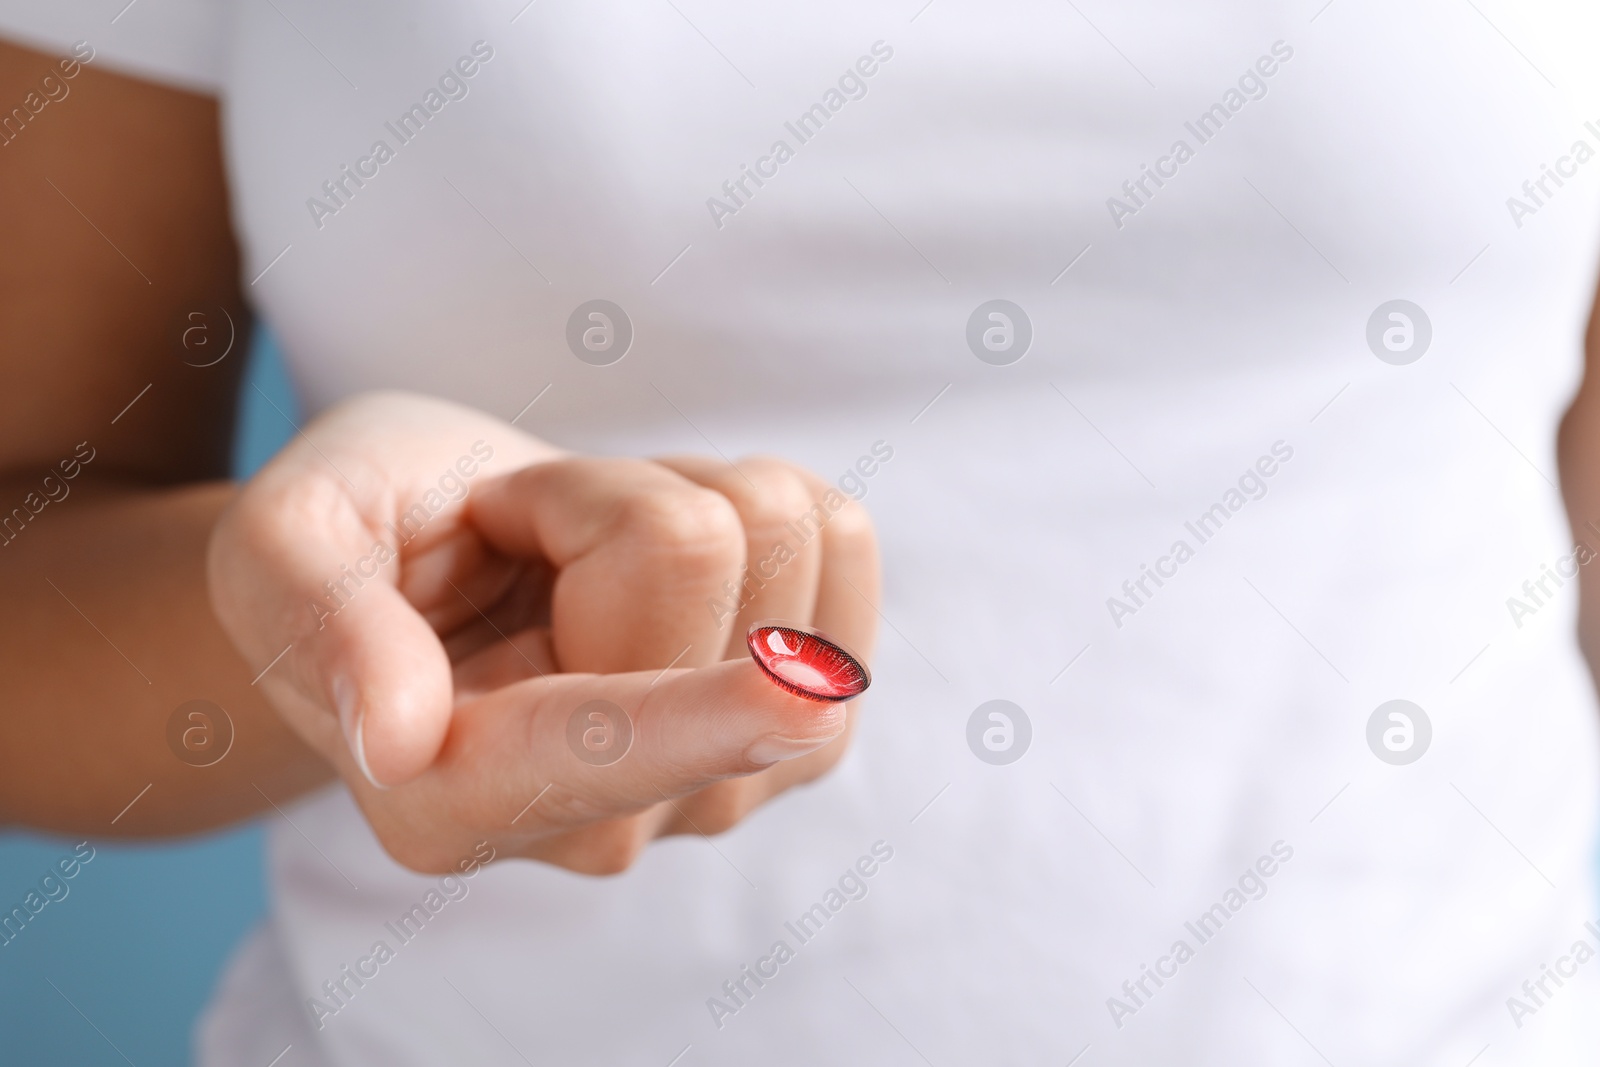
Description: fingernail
xmin=333 ymin=675 xmax=387 ymax=790
xmin=745 ymin=734 xmax=835 ymax=766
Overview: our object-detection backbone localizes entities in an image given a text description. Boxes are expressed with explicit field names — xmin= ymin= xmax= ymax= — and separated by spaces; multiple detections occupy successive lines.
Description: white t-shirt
xmin=8 ymin=2 xmax=1600 ymax=1063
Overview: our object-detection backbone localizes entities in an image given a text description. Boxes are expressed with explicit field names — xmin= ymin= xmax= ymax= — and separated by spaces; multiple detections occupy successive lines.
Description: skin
xmin=1559 ymin=302 xmax=1600 ymax=671
xmin=0 ymin=40 xmax=878 ymax=876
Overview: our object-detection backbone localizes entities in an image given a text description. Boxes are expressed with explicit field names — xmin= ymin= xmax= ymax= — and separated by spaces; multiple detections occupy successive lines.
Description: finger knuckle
xmin=569 ymin=820 xmax=650 ymax=876
xmin=730 ymin=461 xmax=816 ymax=536
xmin=623 ymin=487 xmax=744 ymax=566
xmin=686 ymin=784 xmax=755 ymax=835
xmin=819 ymin=493 xmax=877 ymax=548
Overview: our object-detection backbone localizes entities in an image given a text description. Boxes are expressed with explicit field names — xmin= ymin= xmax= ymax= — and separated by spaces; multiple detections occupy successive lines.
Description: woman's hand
xmin=208 ymin=391 xmax=878 ymax=873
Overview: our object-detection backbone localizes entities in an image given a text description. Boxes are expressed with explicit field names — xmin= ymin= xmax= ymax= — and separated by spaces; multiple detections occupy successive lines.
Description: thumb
xmin=208 ymin=482 xmax=455 ymax=790
xmin=300 ymin=580 xmax=454 ymax=788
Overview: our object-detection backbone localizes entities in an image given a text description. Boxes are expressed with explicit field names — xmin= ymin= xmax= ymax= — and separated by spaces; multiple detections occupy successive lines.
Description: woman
xmin=1 ymin=1 xmax=1598 ymax=1063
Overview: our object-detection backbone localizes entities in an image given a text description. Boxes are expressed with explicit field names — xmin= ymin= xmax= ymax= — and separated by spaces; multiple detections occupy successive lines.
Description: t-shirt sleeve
xmin=0 ymin=0 xmax=227 ymax=94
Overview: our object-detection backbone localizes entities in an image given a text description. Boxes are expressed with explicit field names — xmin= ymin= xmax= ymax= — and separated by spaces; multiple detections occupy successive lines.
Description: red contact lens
xmin=746 ymin=622 xmax=870 ymax=703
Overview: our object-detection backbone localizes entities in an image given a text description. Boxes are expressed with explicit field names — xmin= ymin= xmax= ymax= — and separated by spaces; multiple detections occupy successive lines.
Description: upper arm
xmin=0 ymin=37 xmax=248 ymax=484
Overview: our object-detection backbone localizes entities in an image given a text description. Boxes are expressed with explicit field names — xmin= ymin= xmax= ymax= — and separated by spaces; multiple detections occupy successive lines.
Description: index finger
xmin=371 ymin=657 xmax=848 ymax=863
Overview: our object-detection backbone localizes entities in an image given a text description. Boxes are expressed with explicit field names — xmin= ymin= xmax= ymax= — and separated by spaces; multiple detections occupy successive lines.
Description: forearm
xmin=0 ymin=477 xmax=333 ymax=836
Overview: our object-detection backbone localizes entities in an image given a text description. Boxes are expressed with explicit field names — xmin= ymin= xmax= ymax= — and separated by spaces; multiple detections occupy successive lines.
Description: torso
xmin=210 ymin=2 xmax=1600 ymax=1061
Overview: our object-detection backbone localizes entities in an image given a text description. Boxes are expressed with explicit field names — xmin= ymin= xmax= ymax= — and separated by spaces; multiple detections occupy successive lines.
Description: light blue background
xmin=0 ymin=326 xmax=298 ymax=1065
